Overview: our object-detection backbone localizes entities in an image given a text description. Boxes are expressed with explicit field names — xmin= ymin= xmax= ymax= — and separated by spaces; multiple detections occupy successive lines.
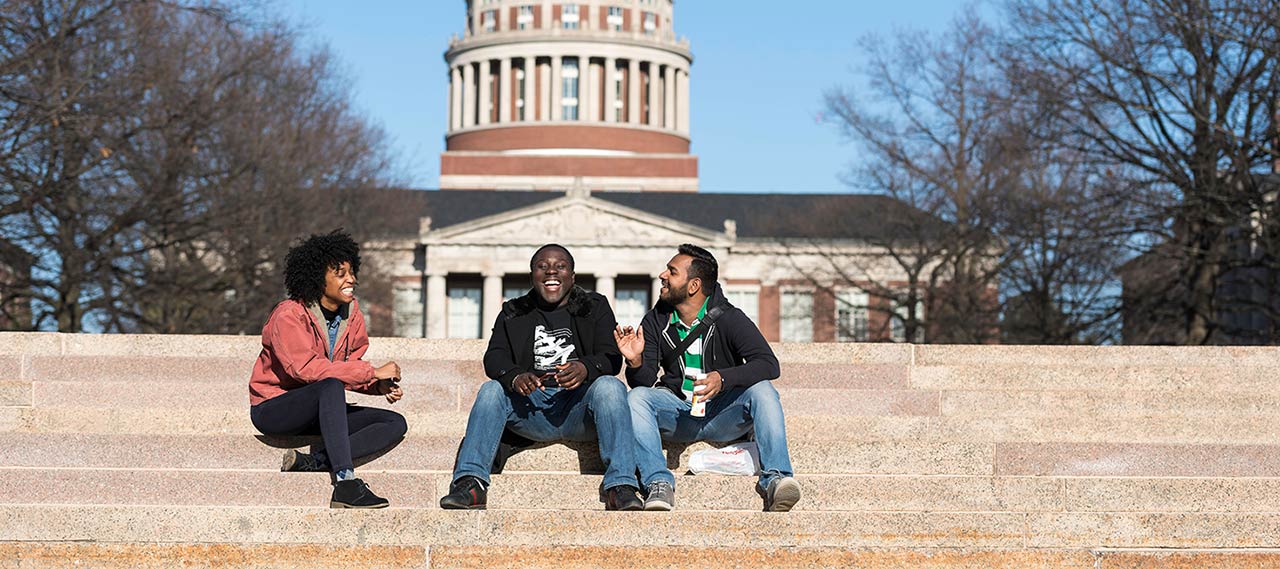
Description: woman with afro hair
xmin=249 ymin=230 xmax=407 ymax=508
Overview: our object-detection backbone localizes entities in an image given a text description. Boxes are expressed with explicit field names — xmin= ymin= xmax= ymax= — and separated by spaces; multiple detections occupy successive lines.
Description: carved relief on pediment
xmin=442 ymin=203 xmax=713 ymax=246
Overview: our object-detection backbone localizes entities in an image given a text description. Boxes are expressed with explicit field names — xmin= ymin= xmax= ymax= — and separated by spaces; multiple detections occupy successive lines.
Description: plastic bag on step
xmin=688 ymin=442 xmax=761 ymax=476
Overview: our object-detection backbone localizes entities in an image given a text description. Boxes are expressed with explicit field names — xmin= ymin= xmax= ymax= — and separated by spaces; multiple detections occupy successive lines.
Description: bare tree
xmin=819 ymin=9 xmax=1014 ymax=343
xmin=1005 ymin=0 xmax=1280 ymax=344
xmin=0 ymin=0 xmax=400 ymax=333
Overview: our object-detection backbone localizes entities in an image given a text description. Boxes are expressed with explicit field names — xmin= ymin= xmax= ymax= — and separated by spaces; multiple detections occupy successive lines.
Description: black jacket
xmin=483 ymin=285 xmax=623 ymax=392
xmin=625 ymin=282 xmax=779 ymax=397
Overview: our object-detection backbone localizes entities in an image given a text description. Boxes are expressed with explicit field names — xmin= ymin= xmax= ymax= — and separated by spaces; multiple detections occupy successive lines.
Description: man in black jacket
xmin=440 ymin=244 xmax=643 ymax=511
xmin=617 ymin=244 xmax=800 ymax=512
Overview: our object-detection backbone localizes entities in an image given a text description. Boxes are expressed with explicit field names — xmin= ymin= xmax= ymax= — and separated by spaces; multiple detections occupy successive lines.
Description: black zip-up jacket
xmin=484 ymin=285 xmax=623 ymax=392
xmin=625 ymin=282 xmax=779 ymax=397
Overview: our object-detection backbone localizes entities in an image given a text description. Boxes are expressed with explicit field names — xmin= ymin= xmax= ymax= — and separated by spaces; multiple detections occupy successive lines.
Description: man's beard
xmin=661 ymin=282 xmax=689 ymax=305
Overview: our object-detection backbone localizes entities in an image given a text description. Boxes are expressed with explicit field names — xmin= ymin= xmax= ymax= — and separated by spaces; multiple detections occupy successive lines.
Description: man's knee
xmin=627 ymin=385 xmax=661 ymax=412
xmin=744 ymin=380 xmax=781 ymax=404
xmin=474 ymin=380 xmax=507 ymax=405
xmin=586 ymin=376 xmax=626 ymax=403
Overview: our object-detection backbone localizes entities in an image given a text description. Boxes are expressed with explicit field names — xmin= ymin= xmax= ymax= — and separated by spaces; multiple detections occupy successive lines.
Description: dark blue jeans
xmin=251 ymin=378 xmax=407 ymax=474
xmin=452 ymin=377 xmax=638 ymax=491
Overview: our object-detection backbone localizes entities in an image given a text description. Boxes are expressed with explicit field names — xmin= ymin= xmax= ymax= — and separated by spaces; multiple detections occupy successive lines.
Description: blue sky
xmin=278 ymin=1 xmax=968 ymax=193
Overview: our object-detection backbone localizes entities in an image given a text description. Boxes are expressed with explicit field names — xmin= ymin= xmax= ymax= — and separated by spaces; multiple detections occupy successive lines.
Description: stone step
xmin=23 ymin=354 xmax=1280 ymax=399
xmin=7 ymin=543 xmax=1280 ymax=569
xmin=914 ymin=344 xmax=1280 ymax=367
xmin=9 ymin=432 xmax=1280 ymax=478
xmin=0 ymin=543 xmax=427 ymax=569
xmin=26 ymin=381 xmax=941 ymax=418
xmin=31 ymin=379 xmax=1280 ymax=421
xmin=407 ymin=547 xmax=1280 ymax=569
xmin=22 ymin=355 xmax=913 ymax=390
xmin=912 ymin=364 xmax=1280 ymax=392
xmin=9 ymin=330 xmax=1278 ymax=371
xmin=6 ymin=504 xmax=1280 ymax=550
xmin=9 ymin=405 xmax=1280 ymax=444
xmin=0 ymin=432 xmax=993 ymax=475
xmin=10 ymin=468 xmax=1280 ymax=514
xmin=0 ymin=469 xmax=1067 ymax=512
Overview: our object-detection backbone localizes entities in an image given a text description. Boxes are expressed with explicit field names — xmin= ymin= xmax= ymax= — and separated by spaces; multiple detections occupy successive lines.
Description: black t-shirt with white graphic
xmin=533 ymin=307 xmax=577 ymax=375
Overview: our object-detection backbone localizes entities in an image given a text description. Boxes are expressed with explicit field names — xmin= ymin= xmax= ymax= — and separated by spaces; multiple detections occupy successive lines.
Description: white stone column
xmin=581 ymin=56 xmax=595 ymax=121
xmin=538 ymin=58 xmax=551 ymax=121
xmin=522 ymin=57 xmax=536 ymax=122
xmin=450 ymin=66 xmax=462 ymax=131
xmin=627 ymin=59 xmax=640 ymax=124
xmin=481 ymin=273 xmax=503 ymax=340
xmin=604 ymin=57 xmax=617 ymax=123
xmin=663 ymin=64 xmax=676 ymax=130
xmin=677 ymin=68 xmax=690 ymax=134
xmin=499 ymin=58 xmax=512 ymax=123
xmin=462 ymin=63 xmax=476 ymax=128
xmin=651 ymin=276 xmax=663 ymax=308
xmin=478 ymin=59 xmax=492 ymax=125
xmin=596 ymin=273 xmax=617 ymax=310
xmin=426 ymin=272 xmax=448 ymax=339
xmin=551 ymin=55 xmax=563 ymax=120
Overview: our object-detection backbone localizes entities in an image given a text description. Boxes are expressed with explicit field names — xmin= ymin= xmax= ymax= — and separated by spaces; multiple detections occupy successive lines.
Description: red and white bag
xmin=688 ymin=442 xmax=761 ymax=476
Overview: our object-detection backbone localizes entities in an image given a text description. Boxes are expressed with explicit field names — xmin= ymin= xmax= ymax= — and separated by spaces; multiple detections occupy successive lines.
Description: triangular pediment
xmin=423 ymin=195 xmax=727 ymax=247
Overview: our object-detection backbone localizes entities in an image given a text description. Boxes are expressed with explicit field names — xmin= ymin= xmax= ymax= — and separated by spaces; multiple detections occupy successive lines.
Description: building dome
xmin=442 ymin=0 xmax=696 ymax=192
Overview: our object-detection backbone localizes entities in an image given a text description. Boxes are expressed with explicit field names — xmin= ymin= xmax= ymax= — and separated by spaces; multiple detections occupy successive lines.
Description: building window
xmin=517 ymin=5 xmax=534 ymax=29
xmin=503 ymin=285 xmax=528 ymax=302
xmin=447 ymin=284 xmax=482 ymax=339
xmin=562 ymin=4 xmax=579 ymax=29
xmin=612 ymin=64 xmax=624 ymax=121
xmin=393 ymin=286 xmax=424 ymax=338
xmin=607 ymin=6 xmax=623 ymax=30
xmin=891 ymin=301 xmax=925 ymax=343
xmin=561 ymin=57 xmax=579 ymax=120
xmin=836 ymin=290 xmax=869 ymax=342
xmin=780 ymin=290 xmax=814 ymax=342
xmin=516 ymin=67 xmax=526 ymax=121
xmin=725 ymin=288 xmax=760 ymax=327
xmin=615 ymin=286 xmax=650 ymax=328
xmin=642 ymin=11 xmax=655 ymax=34
xmin=482 ymin=10 xmax=497 ymax=32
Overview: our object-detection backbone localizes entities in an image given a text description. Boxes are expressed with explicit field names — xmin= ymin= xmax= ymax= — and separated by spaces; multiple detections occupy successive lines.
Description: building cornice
xmin=445 ymin=30 xmax=693 ymax=63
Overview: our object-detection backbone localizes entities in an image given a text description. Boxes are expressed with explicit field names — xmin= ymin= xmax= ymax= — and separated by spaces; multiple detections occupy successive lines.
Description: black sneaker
xmin=281 ymin=449 xmax=325 ymax=472
xmin=763 ymin=477 xmax=801 ymax=512
xmin=439 ymin=476 xmax=487 ymax=510
xmin=330 ymin=479 xmax=389 ymax=509
xmin=643 ymin=481 xmax=674 ymax=511
xmin=602 ymin=485 xmax=643 ymax=511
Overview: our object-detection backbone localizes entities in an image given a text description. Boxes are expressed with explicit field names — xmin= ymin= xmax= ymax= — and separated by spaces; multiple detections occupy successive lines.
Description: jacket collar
xmin=305 ymin=299 xmax=352 ymax=357
xmin=655 ymin=281 xmax=730 ymax=323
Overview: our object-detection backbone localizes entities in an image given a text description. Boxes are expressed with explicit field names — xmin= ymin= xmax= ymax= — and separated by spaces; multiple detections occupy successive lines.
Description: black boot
xmin=602 ymin=485 xmax=643 ymax=511
xmin=330 ymin=479 xmax=389 ymax=509
xmin=439 ymin=476 xmax=487 ymax=510
xmin=281 ymin=449 xmax=325 ymax=472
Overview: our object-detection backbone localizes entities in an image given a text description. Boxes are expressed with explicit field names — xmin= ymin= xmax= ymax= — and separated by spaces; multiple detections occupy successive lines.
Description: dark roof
xmin=367 ymin=188 xmax=940 ymax=241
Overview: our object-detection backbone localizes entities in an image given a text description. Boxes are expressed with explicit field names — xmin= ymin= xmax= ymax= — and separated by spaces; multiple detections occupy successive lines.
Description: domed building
xmin=441 ymin=0 xmax=696 ymax=192
xmin=367 ymin=1 xmax=931 ymax=344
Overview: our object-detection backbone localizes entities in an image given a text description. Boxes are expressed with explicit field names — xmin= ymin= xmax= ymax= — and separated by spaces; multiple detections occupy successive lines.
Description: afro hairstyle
xmin=284 ymin=229 xmax=362 ymax=304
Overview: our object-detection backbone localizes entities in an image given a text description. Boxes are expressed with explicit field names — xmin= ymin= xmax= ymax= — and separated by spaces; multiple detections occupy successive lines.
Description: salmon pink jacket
xmin=249 ymin=298 xmax=378 ymax=405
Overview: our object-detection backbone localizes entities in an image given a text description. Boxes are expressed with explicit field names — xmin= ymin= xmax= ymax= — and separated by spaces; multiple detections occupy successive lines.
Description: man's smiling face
xmin=531 ymin=247 xmax=575 ymax=306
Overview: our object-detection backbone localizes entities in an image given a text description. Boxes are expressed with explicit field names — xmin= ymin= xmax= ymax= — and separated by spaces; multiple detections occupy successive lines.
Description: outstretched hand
xmin=614 ymin=325 xmax=644 ymax=367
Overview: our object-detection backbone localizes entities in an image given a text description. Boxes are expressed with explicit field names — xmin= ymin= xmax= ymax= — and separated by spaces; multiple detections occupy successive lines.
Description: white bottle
xmin=682 ymin=372 xmax=708 ymax=417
